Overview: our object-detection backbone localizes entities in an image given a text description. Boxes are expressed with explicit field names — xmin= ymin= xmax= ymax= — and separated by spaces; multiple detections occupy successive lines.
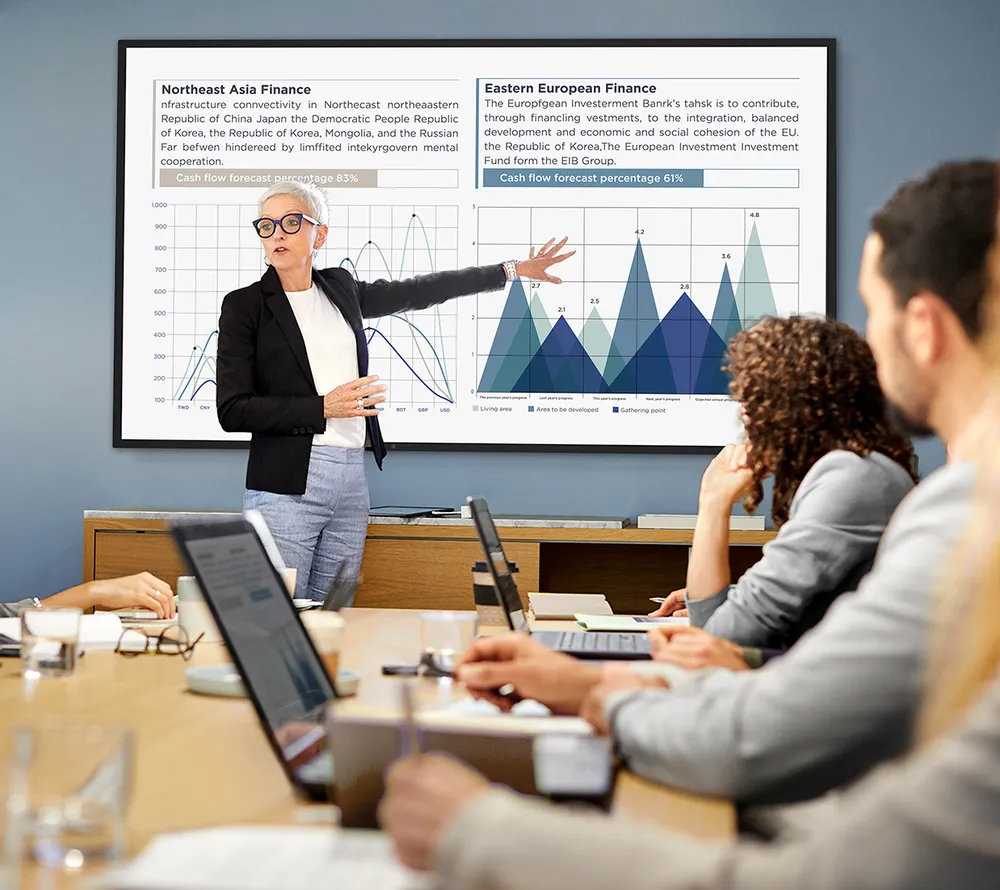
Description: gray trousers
xmin=244 ymin=445 xmax=369 ymax=608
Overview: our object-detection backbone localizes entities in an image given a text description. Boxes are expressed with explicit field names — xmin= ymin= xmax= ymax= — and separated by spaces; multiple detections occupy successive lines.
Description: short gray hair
xmin=257 ymin=179 xmax=329 ymax=226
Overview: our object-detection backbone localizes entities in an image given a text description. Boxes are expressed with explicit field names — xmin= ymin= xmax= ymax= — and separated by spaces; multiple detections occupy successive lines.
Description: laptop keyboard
xmin=554 ymin=632 xmax=647 ymax=653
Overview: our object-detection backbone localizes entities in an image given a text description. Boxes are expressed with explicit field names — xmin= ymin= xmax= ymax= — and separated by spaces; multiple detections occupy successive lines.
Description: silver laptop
xmin=172 ymin=518 xmax=337 ymax=801
xmin=467 ymin=497 xmax=651 ymax=660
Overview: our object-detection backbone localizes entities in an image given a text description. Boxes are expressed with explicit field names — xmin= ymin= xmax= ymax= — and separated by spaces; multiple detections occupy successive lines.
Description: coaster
xmin=185 ymin=664 xmax=360 ymax=698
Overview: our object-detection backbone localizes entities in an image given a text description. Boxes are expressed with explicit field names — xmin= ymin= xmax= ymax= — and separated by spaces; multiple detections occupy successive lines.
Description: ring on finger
xmin=153 ymin=590 xmax=162 ymax=600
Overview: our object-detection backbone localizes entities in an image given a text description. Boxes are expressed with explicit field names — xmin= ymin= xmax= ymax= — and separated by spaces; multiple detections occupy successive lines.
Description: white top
xmin=284 ymin=284 xmax=364 ymax=449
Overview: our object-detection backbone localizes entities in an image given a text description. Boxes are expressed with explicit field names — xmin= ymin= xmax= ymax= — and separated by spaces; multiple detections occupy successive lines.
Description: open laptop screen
xmin=175 ymin=521 xmax=336 ymax=793
xmin=467 ymin=497 xmax=528 ymax=633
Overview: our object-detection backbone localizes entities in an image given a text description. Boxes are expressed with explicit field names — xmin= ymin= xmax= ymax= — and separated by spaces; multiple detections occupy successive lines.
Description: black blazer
xmin=216 ymin=263 xmax=506 ymax=495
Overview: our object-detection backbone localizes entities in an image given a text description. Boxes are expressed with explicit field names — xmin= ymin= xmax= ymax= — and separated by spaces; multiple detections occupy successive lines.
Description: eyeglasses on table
xmin=115 ymin=625 xmax=204 ymax=660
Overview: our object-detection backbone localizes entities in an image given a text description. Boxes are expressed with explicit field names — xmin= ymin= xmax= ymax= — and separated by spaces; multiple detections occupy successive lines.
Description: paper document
xmin=0 ymin=612 xmax=123 ymax=649
xmin=573 ymin=614 xmax=689 ymax=632
xmin=110 ymin=826 xmax=429 ymax=890
xmin=365 ymin=696 xmax=590 ymax=733
xmin=116 ymin=609 xmax=178 ymax=624
xmin=528 ymin=592 xmax=612 ymax=619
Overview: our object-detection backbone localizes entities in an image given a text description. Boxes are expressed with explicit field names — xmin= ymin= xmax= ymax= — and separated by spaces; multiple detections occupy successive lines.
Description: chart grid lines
xmin=161 ymin=203 xmax=460 ymax=406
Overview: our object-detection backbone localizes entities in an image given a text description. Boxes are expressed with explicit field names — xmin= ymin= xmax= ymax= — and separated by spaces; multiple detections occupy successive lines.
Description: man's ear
xmin=902 ymin=293 xmax=951 ymax=368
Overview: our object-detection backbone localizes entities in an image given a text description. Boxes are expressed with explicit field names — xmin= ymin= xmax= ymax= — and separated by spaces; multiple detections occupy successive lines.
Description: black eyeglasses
xmin=252 ymin=212 xmax=322 ymax=238
xmin=115 ymin=625 xmax=204 ymax=660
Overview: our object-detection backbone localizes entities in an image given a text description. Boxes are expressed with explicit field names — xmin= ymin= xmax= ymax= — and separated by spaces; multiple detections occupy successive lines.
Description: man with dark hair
xmin=383 ymin=160 xmax=996 ymax=815
xmin=872 ymin=160 xmax=995 ymax=336
xmin=867 ymin=159 xmax=997 ymax=437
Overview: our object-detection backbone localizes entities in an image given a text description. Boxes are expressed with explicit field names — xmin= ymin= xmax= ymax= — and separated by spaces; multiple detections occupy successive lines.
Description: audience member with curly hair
xmin=650 ymin=316 xmax=918 ymax=670
xmin=731 ymin=316 xmax=916 ymax=524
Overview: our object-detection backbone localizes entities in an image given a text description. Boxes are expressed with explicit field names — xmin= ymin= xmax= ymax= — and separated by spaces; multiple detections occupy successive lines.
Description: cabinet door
xmin=356 ymin=539 xmax=541 ymax=610
xmin=94 ymin=530 xmax=188 ymax=586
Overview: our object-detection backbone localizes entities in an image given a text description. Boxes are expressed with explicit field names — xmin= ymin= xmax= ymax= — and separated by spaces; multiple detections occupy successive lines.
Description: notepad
xmin=116 ymin=610 xmax=178 ymax=624
xmin=528 ymin=592 xmax=613 ymax=619
xmin=109 ymin=826 xmax=427 ymax=890
xmin=0 ymin=612 xmax=124 ymax=650
xmin=573 ymin=614 xmax=689 ymax=632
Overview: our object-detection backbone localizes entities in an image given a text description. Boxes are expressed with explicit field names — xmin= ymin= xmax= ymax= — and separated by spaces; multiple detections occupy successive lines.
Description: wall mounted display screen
xmin=115 ymin=39 xmax=835 ymax=450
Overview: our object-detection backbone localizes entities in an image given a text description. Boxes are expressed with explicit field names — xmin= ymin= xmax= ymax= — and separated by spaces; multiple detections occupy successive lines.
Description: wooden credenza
xmin=83 ymin=511 xmax=775 ymax=613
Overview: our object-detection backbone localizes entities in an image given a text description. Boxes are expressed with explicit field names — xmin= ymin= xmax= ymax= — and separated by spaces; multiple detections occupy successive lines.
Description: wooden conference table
xmin=0 ymin=608 xmax=734 ymax=873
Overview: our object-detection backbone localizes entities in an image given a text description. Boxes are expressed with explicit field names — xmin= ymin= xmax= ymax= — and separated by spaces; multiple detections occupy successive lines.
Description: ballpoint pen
xmin=400 ymin=680 xmax=422 ymax=756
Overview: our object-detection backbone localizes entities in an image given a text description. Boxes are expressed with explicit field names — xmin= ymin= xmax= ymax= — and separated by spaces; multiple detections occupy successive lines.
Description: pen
xmin=400 ymin=680 xmax=422 ymax=756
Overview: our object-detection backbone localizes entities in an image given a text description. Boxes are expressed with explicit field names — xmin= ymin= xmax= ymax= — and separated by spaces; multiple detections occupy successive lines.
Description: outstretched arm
xmin=359 ymin=238 xmax=575 ymax=318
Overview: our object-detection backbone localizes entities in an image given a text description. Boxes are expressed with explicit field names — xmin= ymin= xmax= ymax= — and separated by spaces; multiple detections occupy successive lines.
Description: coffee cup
xmin=176 ymin=576 xmax=222 ymax=646
xmin=300 ymin=610 xmax=344 ymax=680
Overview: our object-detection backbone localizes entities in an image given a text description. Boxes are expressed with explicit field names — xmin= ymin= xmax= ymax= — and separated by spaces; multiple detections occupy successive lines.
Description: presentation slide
xmin=115 ymin=40 xmax=833 ymax=449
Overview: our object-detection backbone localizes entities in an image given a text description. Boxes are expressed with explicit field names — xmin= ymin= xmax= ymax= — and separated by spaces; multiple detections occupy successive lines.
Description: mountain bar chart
xmin=477 ymin=208 xmax=795 ymax=397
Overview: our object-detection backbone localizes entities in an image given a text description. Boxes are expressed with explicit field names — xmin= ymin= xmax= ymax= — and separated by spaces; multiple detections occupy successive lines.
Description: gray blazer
xmin=437 ymin=667 xmax=1000 ymax=890
xmin=688 ymin=450 xmax=915 ymax=649
xmin=610 ymin=461 xmax=975 ymax=803
xmin=0 ymin=599 xmax=31 ymax=618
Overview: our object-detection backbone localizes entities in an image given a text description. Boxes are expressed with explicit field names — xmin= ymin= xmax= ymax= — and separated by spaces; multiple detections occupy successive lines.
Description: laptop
xmin=467 ymin=497 xmax=651 ymax=660
xmin=172 ymin=519 xmax=337 ymax=802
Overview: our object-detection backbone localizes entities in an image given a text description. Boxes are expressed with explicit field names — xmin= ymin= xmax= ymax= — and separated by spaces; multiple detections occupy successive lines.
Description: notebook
xmin=528 ymin=592 xmax=613 ymax=619
xmin=115 ymin=610 xmax=178 ymax=623
xmin=109 ymin=826 xmax=425 ymax=890
xmin=0 ymin=612 xmax=125 ymax=649
xmin=573 ymin=614 xmax=689 ymax=632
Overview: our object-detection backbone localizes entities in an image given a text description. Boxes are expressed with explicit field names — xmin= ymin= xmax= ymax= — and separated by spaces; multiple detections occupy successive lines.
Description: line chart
xmin=164 ymin=203 xmax=459 ymax=407
xmin=353 ymin=210 xmax=456 ymax=405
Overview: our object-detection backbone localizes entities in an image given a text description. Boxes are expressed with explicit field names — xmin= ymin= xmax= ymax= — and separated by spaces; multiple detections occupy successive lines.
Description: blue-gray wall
xmin=1 ymin=0 xmax=997 ymax=598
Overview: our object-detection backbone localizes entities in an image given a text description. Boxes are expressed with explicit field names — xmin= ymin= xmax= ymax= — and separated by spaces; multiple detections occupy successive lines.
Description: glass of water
xmin=419 ymin=611 xmax=478 ymax=675
xmin=3 ymin=722 xmax=134 ymax=888
xmin=20 ymin=608 xmax=82 ymax=678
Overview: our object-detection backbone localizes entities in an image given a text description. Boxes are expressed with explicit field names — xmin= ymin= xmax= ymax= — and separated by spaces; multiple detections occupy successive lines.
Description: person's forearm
xmin=360 ymin=264 xmax=506 ymax=317
xmin=217 ymin=393 xmax=326 ymax=435
xmin=437 ymin=791 xmax=734 ymax=890
xmin=42 ymin=582 xmax=98 ymax=611
xmin=686 ymin=496 xmax=733 ymax=599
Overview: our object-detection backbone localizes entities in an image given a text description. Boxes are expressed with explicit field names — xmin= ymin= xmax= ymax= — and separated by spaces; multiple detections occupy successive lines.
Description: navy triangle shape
xmin=513 ymin=317 xmax=607 ymax=393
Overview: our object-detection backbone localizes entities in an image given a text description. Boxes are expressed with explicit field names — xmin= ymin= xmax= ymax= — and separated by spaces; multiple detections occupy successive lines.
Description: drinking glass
xmin=20 ymin=608 xmax=82 ymax=678
xmin=3 ymin=722 xmax=134 ymax=888
xmin=300 ymin=611 xmax=344 ymax=680
xmin=419 ymin=612 xmax=478 ymax=675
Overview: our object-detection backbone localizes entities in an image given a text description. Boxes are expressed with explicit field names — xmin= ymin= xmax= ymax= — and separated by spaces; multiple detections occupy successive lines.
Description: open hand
xmin=380 ymin=754 xmax=490 ymax=872
xmin=649 ymin=588 xmax=688 ymax=618
xmin=515 ymin=237 xmax=576 ymax=284
xmin=88 ymin=573 xmax=176 ymax=619
xmin=700 ymin=443 xmax=754 ymax=509
xmin=647 ymin=625 xmax=749 ymax=672
xmin=580 ymin=664 xmax=667 ymax=734
xmin=456 ymin=633 xmax=601 ymax=714
xmin=324 ymin=375 xmax=387 ymax=419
